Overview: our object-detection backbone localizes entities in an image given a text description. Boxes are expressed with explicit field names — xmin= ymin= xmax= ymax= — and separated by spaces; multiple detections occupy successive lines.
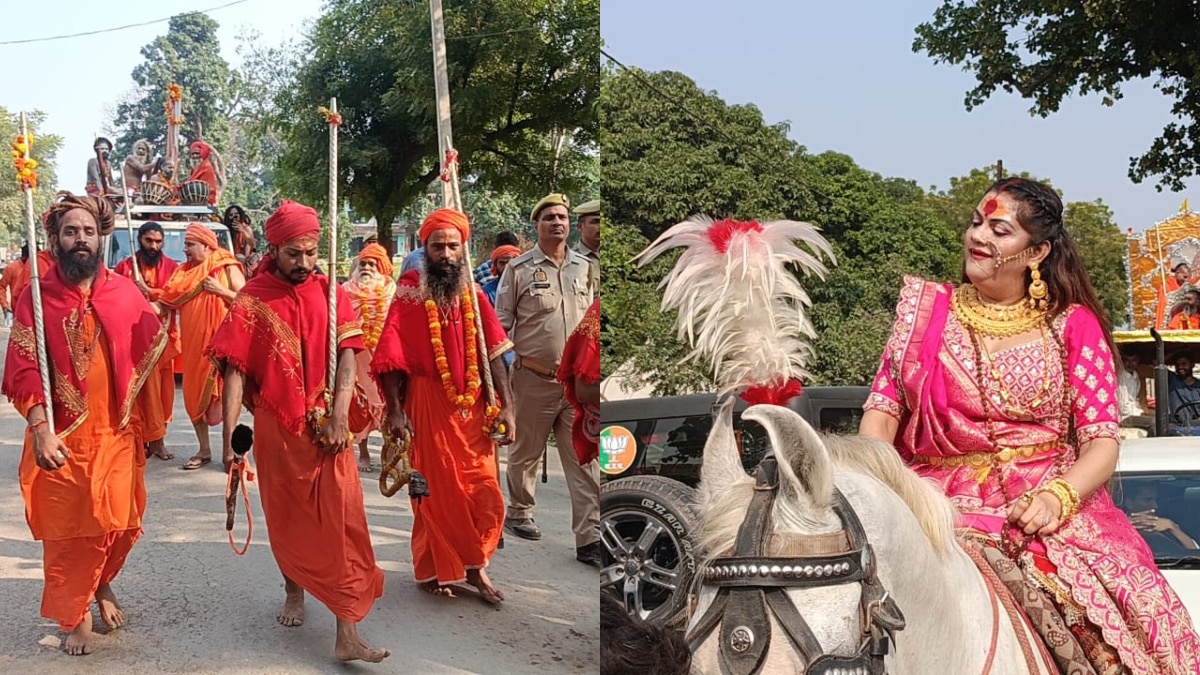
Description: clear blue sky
xmin=0 ymin=0 xmax=323 ymax=193
xmin=601 ymin=0 xmax=1200 ymax=232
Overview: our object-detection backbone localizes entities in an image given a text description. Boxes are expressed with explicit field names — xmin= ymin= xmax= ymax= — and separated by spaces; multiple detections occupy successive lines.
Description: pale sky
xmin=0 ymin=0 xmax=323 ymax=193
xmin=601 ymin=0 xmax=1200 ymax=232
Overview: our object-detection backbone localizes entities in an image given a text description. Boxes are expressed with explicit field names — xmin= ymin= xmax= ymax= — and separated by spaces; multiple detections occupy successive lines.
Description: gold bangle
xmin=1036 ymin=478 xmax=1080 ymax=522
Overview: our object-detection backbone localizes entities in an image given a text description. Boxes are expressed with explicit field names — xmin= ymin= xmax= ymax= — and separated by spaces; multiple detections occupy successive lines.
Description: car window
xmin=107 ymin=226 xmax=232 ymax=269
xmin=818 ymin=407 xmax=863 ymax=435
xmin=1112 ymin=471 xmax=1200 ymax=563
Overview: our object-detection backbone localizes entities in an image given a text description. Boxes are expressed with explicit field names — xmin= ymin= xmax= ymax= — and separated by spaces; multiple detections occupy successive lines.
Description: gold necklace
xmin=952 ymin=284 xmax=1047 ymax=339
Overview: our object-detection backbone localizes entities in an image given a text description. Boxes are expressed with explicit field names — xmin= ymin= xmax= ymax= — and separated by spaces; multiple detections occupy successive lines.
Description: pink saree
xmin=865 ymin=276 xmax=1200 ymax=674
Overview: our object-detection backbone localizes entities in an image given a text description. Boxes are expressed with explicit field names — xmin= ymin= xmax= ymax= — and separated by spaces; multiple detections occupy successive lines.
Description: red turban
xmin=190 ymin=141 xmax=211 ymax=160
xmin=265 ymin=200 xmax=321 ymax=246
xmin=185 ymin=223 xmax=219 ymax=250
xmin=419 ymin=209 xmax=470 ymax=244
xmin=490 ymin=244 xmax=521 ymax=272
xmin=358 ymin=242 xmax=393 ymax=278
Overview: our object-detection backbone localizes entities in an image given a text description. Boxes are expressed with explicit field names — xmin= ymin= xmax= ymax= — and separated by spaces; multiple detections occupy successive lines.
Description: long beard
xmin=140 ymin=248 xmax=162 ymax=266
xmin=424 ymin=254 xmax=466 ymax=306
xmin=58 ymin=244 xmax=100 ymax=284
xmin=356 ymin=269 xmax=385 ymax=291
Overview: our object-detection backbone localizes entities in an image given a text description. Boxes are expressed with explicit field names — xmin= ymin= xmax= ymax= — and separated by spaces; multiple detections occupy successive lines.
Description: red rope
xmin=225 ymin=459 xmax=255 ymax=555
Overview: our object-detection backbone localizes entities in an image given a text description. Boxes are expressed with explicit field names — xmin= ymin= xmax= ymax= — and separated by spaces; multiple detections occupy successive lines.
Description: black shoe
xmin=504 ymin=517 xmax=542 ymax=541
xmin=576 ymin=542 xmax=602 ymax=567
xmin=498 ymin=534 xmax=505 ymax=550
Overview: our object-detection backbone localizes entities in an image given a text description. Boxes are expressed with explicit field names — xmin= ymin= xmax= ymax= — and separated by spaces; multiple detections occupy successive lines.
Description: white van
xmin=102 ymin=204 xmax=235 ymax=270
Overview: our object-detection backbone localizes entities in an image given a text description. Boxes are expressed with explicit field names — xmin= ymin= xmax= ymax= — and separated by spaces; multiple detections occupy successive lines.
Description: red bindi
xmin=983 ymin=198 xmax=998 ymax=217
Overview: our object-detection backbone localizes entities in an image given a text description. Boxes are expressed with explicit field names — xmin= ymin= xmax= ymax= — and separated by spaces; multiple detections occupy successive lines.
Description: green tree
xmin=913 ymin=1 xmax=1200 ymax=190
xmin=271 ymin=0 xmax=598 ymax=256
xmin=0 ymin=108 xmax=63 ymax=248
xmin=111 ymin=12 xmax=236 ymax=168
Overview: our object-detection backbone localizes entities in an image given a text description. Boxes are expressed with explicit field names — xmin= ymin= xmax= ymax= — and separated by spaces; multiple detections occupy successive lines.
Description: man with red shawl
xmin=2 ymin=193 xmax=167 ymax=655
xmin=159 ymin=224 xmax=244 ymax=470
xmin=207 ymin=200 xmax=389 ymax=663
xmin=187 ymin=141 xmax=222 ymax=205
xmin=114 ymin=221 xmax=181 ymax=462
xmin=343 ymin=242 xmax=396 ymax=472
xmin=558 ymin=298 xmax=601 ymax=466
xmin=373 ymin=209 xmax=516 ymax=604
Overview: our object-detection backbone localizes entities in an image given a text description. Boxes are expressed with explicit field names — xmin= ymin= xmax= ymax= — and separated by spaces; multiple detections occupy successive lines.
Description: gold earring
xmin=1028 ymin=261 xmax=1048 ymax=310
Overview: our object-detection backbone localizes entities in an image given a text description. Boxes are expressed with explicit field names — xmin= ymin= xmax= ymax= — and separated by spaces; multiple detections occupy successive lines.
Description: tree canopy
xmin=269 ymin=0 xmax=599 ymax=254
xmin=0 ymin=108 xmax=62 ymax=248
xmin=914 ymin=0 xmax=1200 ymax=190
xmin=602 ymin=66 xmax=1131 ymax=394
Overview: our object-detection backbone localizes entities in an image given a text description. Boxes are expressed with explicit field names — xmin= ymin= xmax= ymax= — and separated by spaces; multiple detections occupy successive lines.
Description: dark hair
xmin=987 ymin=177 xmax=1114 ymax=353
xmin=495 ymin=231 xmax=520 ymax=247
xmin=44 ymin=191 xmax=116 ymax=237
xmin=20 ymin=242 xmax=28 ymax=261
xmin=138 ymin=221 xmax=164 ymax=238
xmin=1175 ymin=262 xmax=1191 ymax=273
xmin=223 ymin=205 xmax=250 ymax=227
xmin=600 ymin=594 xmax=691 ymax=675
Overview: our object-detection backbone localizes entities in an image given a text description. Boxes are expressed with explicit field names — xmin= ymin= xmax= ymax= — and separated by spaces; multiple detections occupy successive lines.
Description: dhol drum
xmin=179 ymin=180 xmax=211 ymax=206
xmin=140 ymin=181 xmax=174 ymax=206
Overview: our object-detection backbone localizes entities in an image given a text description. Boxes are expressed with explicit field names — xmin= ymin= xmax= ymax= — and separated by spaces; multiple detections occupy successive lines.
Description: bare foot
xmin=65 ymin=612 xmax=94 ymax=656
xmin=466 ymin=568 xmax=505 ymax=605
xmin=419 ymin=580 xmax=454 ymax=597
xmin=95 ymin=584 xmax=125 ymax=629
xmin=358 ymin=455 xmax=374 ymax=473
xmin=146 ymin=440 xmax=173 ymax=461
xmin=334 ymin=619 xmax=390 ymax=663
xmin=276 ymin=587 xmax=305 ymax=627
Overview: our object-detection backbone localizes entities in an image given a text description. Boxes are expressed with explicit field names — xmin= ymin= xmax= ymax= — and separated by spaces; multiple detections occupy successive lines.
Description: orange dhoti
xmin=178 ymin=293 xmax=226 ymax=425
xmin=253 ymin=407 xmax=383 ymax=621
xmin=18 ymin=333 xmax=146 ymax=632
xmin=406 ymin=377 xmax=504 ymax=585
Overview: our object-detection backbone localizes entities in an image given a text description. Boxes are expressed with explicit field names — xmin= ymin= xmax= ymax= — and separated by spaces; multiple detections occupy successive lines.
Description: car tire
xmin=600 ymin=475 xmax=699 ymax=628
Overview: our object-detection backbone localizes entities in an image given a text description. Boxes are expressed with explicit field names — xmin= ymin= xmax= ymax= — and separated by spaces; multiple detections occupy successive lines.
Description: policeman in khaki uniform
xmin=572 ymin=199 xmax=600 ymax=270
xmin=494 ymin=193 xmax=601 ymax=567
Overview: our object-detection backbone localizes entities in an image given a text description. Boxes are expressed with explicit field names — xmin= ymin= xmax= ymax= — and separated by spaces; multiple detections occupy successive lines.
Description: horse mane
xmin=822 ymin=433 xmax=958 ymax=557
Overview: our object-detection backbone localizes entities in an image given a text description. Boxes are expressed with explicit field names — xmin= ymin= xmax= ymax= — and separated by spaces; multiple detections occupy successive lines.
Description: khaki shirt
xmin=575 ymin=242 xmax=599 ymax=279
xmin=495 ymin=245 xmax=596 ymax=366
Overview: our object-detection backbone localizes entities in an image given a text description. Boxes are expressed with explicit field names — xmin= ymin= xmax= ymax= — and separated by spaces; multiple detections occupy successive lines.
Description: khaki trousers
xmin=506 ymin=366 xmax=600 ymax=547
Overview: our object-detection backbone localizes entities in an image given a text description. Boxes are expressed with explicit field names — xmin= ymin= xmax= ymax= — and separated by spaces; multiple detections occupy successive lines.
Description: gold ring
xmin=1020 ymin=492 xmax=1034 ymax=504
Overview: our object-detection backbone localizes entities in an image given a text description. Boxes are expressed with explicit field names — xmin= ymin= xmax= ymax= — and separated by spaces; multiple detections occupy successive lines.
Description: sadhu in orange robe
xmin=1 ymin=266 xmax=166 ymax=631
xmin=371 ymin=272 xmax=513 ymax=586
xmin=207 ymin=260 xmax=384 ymax=621
xmin=158 ymin=245 xmax=240 ymax=426
xmin=114 ymin=252 xmax=181 ymax=446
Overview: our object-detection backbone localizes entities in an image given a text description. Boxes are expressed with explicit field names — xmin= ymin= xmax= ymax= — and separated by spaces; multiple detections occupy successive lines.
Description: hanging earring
xmin=1028 ymin=261 xmax=1049 ymax=310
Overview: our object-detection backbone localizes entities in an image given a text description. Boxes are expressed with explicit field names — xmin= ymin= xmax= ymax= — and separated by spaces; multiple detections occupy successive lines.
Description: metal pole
xmin=327 ymin=97 xmax=339 ymax=396
xmin=115 ymin=162 xmax=142 ymax=284
xmin=19 ymin=113 xmax=54 ymax=434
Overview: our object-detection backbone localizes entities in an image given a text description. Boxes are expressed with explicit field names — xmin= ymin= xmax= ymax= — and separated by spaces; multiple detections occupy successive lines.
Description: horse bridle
xmin=685 ymin=454 xmax=907 ymax=675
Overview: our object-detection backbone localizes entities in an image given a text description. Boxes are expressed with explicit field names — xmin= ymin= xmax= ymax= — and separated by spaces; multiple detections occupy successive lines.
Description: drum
xmin=179 ymin=180 xmax=211 ymax=206
xmin=140 ymin=181 xmax=173 ymax=206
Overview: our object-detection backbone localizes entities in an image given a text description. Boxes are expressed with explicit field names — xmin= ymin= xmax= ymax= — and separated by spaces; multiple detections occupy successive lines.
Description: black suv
xmin=599 ymin=386 xmax=869 ymax=626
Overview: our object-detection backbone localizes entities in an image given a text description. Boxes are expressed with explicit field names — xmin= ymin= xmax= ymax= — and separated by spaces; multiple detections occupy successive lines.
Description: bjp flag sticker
xmin=599 ymin=425 xmax=636 ymax=475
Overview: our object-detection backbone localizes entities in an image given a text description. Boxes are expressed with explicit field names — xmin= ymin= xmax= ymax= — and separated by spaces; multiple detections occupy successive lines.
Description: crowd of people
xmin=0 ymin=190 xmax=602 ymax=660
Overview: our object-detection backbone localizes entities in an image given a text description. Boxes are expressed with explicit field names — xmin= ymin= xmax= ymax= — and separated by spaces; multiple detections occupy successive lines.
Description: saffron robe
xmin=558 ymin=298 xmax=600 ymax=465
xmin=115 ymin=253 xmax=182 ymax=444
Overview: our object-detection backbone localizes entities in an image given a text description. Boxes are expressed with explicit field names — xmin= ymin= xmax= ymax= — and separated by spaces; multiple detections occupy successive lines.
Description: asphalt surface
xmin=0 ymin=328 xmax=598 ymax=674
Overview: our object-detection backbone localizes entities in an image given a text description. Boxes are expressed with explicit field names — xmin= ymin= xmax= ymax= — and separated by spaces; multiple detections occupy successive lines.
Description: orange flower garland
xmin=10 ymin=134 xmax=37 ymax=190
xmin=165 ymin=83 xmax=185 ymax=126
xmin=359 ymin=293 xmax=389 ymax=350
xmin=424 ymin=289 xmax=500 ymax=424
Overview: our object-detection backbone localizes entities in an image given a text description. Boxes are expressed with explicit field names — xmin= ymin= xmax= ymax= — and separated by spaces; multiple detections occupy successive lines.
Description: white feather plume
xmin=635 ymin=215 xmax=835 ymax=397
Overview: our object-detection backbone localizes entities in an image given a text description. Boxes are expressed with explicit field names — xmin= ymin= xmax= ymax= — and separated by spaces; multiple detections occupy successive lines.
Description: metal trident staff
xmin=18 ymin=113 xmax=53 ymax=434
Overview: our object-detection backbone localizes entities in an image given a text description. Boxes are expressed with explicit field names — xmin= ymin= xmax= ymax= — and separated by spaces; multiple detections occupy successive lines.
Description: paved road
xmin=0 ymin=329 xmax=597 ymax=674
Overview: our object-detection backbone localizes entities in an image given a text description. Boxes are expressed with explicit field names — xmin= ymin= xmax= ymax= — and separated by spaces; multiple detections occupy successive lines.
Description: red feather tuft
xmin=739 ymin=379 xmax=803 ymax=406
xmin=706 ymin=219 xmax=764 ymax=254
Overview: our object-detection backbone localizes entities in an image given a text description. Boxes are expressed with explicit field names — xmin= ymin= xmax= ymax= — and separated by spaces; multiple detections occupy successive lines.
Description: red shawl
xmin=371 ymin=271 xmax=512 ymax=388
xmin=558 ymin=298 xmax=600 ymax=464
xmin=206 ymin=261 xmax=365 ymax=437
xmin=2 ymin=265 xmax=168 ymax=437
xmin=113 ymin=253 xmax=180 ymax=293
xmin=188 ymin=160 xmax=219 ymax=205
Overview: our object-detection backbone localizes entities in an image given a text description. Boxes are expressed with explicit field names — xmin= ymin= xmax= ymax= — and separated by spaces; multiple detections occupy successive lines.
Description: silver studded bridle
xmin=685 ymin=454 xmax=906 ymax=675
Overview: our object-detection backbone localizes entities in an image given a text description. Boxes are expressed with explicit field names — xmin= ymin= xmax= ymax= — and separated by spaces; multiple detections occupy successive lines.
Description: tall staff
xmin=429 ymin=0 xmax=500 ymax=425
xmin=115 ymin=161 xmax=142 ymax=284
xmin=165 ymin=83 xmax=183 ymax=184
xmin=16 ymin=114 xmax=54 ymax=433
xmin=320 ymin=99 xmax=341 ymax=395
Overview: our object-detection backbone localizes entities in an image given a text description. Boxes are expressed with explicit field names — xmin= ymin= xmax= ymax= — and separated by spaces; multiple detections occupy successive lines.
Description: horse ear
xmin=741 ymin=405 xmax=832 ymax=511
xmin=699 ymin=396 xmax=746 ymax=502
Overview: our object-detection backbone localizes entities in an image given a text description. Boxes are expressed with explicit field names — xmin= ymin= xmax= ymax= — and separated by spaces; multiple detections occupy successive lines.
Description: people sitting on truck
xmin=1122 ymin=482 xmax=1199 ymax=554
xmin=1169 ymin=352 xmax=1200 ymax=425
xmin=1118 ymin=349 xmax=1155 ymax=433
xmin=1169 ymin=289 xmax=1200 ymax=330
xmin=1156 ymin=262 xmax=1192 ymax=328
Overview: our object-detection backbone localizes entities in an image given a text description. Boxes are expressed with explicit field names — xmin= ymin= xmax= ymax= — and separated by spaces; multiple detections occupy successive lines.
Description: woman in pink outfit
xmin=860 ymin=177 xmax=1200 ymax=673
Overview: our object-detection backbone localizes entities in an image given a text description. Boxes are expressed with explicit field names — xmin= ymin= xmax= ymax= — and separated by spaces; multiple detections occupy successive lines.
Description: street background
xmin=0 ymin=328 xmax=597 ymax=674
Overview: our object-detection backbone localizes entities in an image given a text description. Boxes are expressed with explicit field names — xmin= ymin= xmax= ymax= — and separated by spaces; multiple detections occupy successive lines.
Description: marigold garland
xmin=358 ymin=293 xmax=389 ymax=350
xmin=165 ymin=83 xmax=185 ymax=127
xmin=317 ymin=106 xmax=343 ymax=127
xmin=426 ymin=288 xmax=482 ymax=415
xmin=10 ymin=135 xmax=37 ymax=190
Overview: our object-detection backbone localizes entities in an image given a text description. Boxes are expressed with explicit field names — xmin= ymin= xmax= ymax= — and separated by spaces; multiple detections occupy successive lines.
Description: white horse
xmin=686 ymin=400 xmax=1055 ymax=674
